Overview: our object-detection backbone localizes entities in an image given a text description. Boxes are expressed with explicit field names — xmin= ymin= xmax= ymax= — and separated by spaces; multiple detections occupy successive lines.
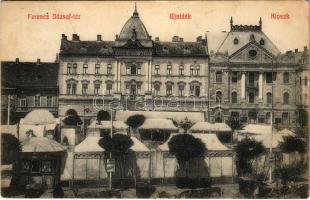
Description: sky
xmin=0 ymin=1 xmax=308 ymax=62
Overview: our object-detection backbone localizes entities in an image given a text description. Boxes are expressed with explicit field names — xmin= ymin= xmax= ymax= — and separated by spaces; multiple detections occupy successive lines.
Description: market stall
xmin=190 ymin=122 xmax=232 ymax=143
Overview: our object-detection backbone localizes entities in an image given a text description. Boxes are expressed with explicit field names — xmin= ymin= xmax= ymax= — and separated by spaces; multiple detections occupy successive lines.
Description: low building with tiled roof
xmin=1 ymin=59 xmax=59 ymax=124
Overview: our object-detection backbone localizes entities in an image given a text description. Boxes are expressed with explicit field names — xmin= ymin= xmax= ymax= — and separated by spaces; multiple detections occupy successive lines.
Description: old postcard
xmin=0 ymin=0 xmax=309 ymax=198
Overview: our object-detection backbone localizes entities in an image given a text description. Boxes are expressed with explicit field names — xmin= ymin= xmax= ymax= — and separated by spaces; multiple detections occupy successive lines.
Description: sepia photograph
xmin=0 ymin=0 xmax=309 ymax=198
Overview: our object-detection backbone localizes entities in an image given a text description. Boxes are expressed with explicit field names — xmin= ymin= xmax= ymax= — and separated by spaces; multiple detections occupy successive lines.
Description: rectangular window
xmin=82 ymin=84 xmax=88 ymax=95
xmin=155 ymin=65 xmax=160 ymax=75
xmin=166 ymin=85 xmax=172 ymax=96
xmin=106 ymin=84 xmax=112 ymax=95
xmin=283 ymin=72 xmax=289 ymax=84
xmin=34 ymin=96 xmax=41 ymax=107
xmin=266 ymin=72 xmax=272 ymax=83
xmin=305 ymin=77 xmax=308 ymax=86
xmin=66 ymin=84 xmax=71 ymax=94
xmin=73 ymin=63 xmax=77 ymax=74
xmin=137 ymin=67 xmax=141 ymax=75
xmin=107 ymin=64 xmax=112 ymax=75
xmin=83 ymin=64 xmax=88 ymax=74
xmin=19 ymin=98 xmax=27 ymax=107
xmin=95 ymin=64 xmax=100 ymax=74
xmin=94 ymin=84 xmax=100 ymax=95
xmin=179 ymin=65 xmax=184 ymax=76
xmin=67 ymin=63 xmax=72 ymax=74
xmin=232 ymin=72 xmax=238 ymax=83
xmin=216 ymin=71 xmax=222 ymax=82
xmin=126 ymin=85 xmax=130 ymax=94
xmin=47 ymin=96 xmax=53 ymax=107
xmin=190 ymin=65 xmax=194 ymax=76
xmin=72 ymin=84 xmax=76 ymax=95
xmin=179 ymin=85 xmax=184 ymax=96
xmin=167 ymin=65 xmax=172 ymax=75
xmin=196 ymin=65 xmax=200 ymax=76
xmin=249 ymin=92 xmax=255 ymax=104
xmin=190 ymin=85 xmax=195 ymax=95
xmin=282 ymin=112 xmax=289 ymax=124
xmin=137 ymin=85 xmax=141 ymax=94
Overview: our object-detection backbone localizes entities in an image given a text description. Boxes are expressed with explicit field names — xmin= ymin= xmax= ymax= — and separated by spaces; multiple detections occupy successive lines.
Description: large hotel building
xmin=2 ymin=6 xmax=309 ymax=130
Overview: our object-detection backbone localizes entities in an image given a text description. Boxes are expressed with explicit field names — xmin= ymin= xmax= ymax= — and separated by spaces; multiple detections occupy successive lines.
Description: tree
xmin=279 ymin=136 xmax=307 ymax=154
xmin=168 ymin=134 xmax=208 ymax=188
xmin=97 ymin=110 xmax=111 ymax=123
xmin=99 ymin=133 xmax=134 ymax=178
xmin=235 ymin=137 xmax=265 ymax=176
xmin=226 ymin=116 xmax=243 ymax=131
xmin=126 ymin=115 xmax=145 ymax=130
xmin=1 ymin=133 xmax=20 ymax=164
xmin=63 ymin=111 xmax=82 ymax=126
xmin=179 ymin=117 xmax=194 ymax=133
xmin=168 ymin=134 xmax=206 ymax=163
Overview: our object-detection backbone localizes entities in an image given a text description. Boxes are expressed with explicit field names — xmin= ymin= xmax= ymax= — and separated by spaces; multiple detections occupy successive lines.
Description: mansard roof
xmin=217 ymin=17 xmax=280 ymax=56
xmin=60 ymin=39 xmax=115 ymax=56
xmin=153 ymin=41 xmax=208 ymax=57
xmin=1 ymin=61 xmax=59 ymax=90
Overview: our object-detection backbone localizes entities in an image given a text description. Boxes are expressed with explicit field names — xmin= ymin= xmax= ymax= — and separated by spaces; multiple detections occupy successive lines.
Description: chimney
xmin=155 ymin=37 xmax=159 ymax=42
xmin=304 ymin=46 xmax=307 ymax=51
xmin=37 ymin=58 xmax=41 ymax=65
xmin=97 ymin=34 xmax=102 ymax=41
xmin=15 ymin=58 xmax=19 ymax=64
xmin=196 ymin=36 xmax=202 ymax=42
xmin=179 ymin=38 xmax=184 ymax=42
xmin=295 ymin=49 xmax=298 ymax=53
xmin=61 ymin=34 xmax=67 ymax=40
xmin=72 ymin=34 xmax=80 ymax=41
xmin=115 ymin=34 xmax=119 ymax=39
xmin=172 ymin=36 xmax=179 ymax=42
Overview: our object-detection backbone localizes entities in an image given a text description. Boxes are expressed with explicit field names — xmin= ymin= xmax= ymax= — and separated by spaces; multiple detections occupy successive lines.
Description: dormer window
xmin=260 ymin=38 xmax=265 ymax=45
xmin=233 ymin=38 xmax=239 ymax=45
xmin=184 ymin=47 xmax=190 ymax=54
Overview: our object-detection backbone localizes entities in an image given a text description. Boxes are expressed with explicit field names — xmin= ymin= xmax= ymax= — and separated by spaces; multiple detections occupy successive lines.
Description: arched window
xmin=266 ymin=92 xmax=272 ymax=104
xmin=216 ymin=91 xmax=222 ymax=103
xmin=283 ymin=92 xmax=289 ymax=104
xmin=259 ymin=38 xmax=265 ymax=45
xmin=231 ymin=92 xmax=237 ymax=103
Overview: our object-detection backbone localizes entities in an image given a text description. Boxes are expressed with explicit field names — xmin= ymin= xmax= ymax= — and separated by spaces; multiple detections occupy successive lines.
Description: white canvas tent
xmin=68 ymin=135 xmax=150 ymax=184
xmin=138 ymin=119 xmax=178 ymax=131
xmin=153 ymin=133 xmax=234 ymax=180
xmin=87 ymin=120 xmax=128 ymax=136
xmin=19 ymin=109 xmax=59 ymax=141
xmin=190 ymin=122 xmax=232 ymax=133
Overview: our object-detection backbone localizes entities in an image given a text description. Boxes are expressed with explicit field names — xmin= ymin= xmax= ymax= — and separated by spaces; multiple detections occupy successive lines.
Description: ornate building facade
xmin=209 ymin=17 xmax=303 ymax=129
xmin=58 ymin=7 xmax=209 ymax=125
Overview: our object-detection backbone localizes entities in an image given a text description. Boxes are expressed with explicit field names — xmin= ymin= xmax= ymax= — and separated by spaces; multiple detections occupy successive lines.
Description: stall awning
xmin=158 ymin=133 xmax=230 ymax=151
xmin=237 ymin=124 xmax=274 ymax=135
xmin=138 ymin=119 xmax=178 ymax=130
xmin=88 ymin=120 xmax=128 ymax=130
xmin=190 ymin=122 xmax=232 ymax=133
xmin=22 ymin=137 xmax=66 ymax=153
xmin=130 ymin=137 xmax=150 ymax=152
xmin=22 ymin=109 xmax=57 ymax=125
xmin=236 ymin=126 xmax=295 ymax=149
xmin=115 ymin=110 xmax=205 ymax=123
xmin=74 ymin=136 xmax=104 ymax=153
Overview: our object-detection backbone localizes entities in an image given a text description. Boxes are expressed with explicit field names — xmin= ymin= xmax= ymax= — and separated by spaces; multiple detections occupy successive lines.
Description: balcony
xmin=246 ymin=82 xmax=259 ymax=90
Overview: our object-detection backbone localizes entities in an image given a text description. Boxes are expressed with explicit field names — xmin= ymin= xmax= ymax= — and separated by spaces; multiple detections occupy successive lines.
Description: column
xmin=241 ymin=72 xmax=246 ymax=99
xmin=146 ymin=61 xmax=149 ymax=91
xmin=258 ymin=72 xmax=263 ymax=99
xmin=117 ymin=60 xmax=121 ymax=92
xmin=148 ymin=60 xmax=152 ymax=92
